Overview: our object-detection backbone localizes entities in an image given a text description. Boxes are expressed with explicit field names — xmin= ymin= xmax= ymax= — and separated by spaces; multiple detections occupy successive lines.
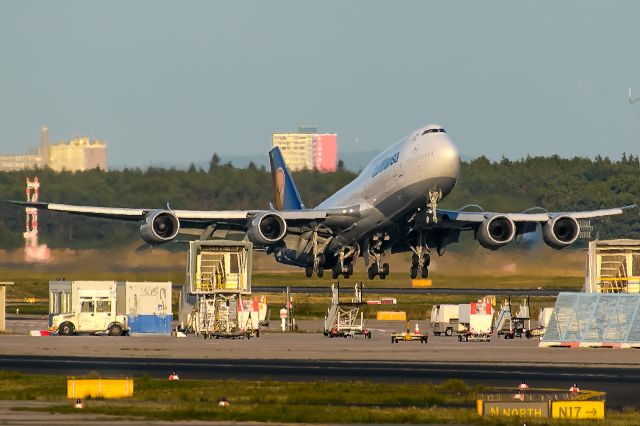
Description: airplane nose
xmin=435 ymin=136 xmax=460 ymax=179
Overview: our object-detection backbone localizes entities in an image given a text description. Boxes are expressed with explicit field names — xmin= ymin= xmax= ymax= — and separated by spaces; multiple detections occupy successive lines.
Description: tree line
xmin=0 ymin=153 xmax=638 ymax=249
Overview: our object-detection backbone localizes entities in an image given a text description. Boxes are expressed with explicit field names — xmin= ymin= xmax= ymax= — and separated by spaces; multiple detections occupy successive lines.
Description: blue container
xmin=128 ymin=314 xmax=172 ymax=334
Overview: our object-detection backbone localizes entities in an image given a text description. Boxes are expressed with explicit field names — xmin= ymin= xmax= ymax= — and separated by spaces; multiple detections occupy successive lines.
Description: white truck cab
xmin=50 ymin=289 xmax=128 ymax=336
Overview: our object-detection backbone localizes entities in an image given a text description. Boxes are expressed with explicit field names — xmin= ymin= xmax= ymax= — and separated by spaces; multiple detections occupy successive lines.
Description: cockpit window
xmin=422 ymin=128 xmax=446 ymax=135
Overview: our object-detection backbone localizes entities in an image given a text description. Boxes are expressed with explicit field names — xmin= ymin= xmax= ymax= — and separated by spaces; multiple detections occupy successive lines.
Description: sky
xmin=1 ymin=1 xmax=640 ymax=168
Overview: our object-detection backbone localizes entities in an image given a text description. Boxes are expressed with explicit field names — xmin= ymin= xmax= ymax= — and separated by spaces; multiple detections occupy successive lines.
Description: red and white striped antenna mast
xmin=24 ymin=177 xmax=50 ymax=263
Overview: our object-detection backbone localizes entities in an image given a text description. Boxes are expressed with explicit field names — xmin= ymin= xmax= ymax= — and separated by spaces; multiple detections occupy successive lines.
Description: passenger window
xmin=96 ymin=301 xmax=111 ymax=313
xmin=80 ymin=301 xmax=94 ymax=313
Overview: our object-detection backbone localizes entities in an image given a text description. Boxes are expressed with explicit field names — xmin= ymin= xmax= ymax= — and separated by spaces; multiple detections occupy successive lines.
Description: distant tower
xmin=40 ymin=127 xmax=49 ymax=166
xmin=24 ymin=177 xmax=50 ymax=263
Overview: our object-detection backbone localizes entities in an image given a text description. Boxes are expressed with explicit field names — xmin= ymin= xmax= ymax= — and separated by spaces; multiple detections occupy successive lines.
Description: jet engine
xmin=477 ymin=215 xmax=516 ymax=250
xmin=542 ymin=216 xmax=580 ymax=249
xmin=139 ymin=210 xmax=180 ymax=244
xmin=247 ymin=212 xmax=287 ymax=246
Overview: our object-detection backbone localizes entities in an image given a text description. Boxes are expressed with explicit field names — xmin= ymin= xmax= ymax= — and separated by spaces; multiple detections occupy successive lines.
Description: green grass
xmin=3 ymin=371 xmax=639 ymax=424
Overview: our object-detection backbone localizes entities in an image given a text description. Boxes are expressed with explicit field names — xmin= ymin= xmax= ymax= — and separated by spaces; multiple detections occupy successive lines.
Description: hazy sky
xmin=1 ymin=1 xmax=639 ymax=168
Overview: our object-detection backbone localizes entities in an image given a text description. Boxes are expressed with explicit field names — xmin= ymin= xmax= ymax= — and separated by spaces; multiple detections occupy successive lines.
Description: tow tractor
xmin=390 ymin=321 xmax=428 ymax=344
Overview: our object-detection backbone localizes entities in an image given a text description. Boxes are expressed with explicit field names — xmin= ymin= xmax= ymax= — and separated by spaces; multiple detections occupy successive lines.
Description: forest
xmin=0 ymin=153 xmax=638 ymax=249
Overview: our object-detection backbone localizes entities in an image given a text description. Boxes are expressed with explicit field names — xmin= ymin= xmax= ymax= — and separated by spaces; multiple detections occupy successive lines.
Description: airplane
xmin=8 ymin=124 xmax=635 ymax=280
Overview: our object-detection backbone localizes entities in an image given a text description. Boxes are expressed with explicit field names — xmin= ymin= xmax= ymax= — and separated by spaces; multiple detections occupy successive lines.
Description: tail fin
xmin=269 ymin=147 xmax=305 ymax=210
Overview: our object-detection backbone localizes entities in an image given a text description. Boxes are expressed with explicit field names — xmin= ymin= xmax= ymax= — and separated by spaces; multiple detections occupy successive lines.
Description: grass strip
xmin=2 ymin=371 xmax=640 ymax=424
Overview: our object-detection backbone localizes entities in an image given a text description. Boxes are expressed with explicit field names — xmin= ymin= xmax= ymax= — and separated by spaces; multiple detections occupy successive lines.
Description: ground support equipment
xmin=390 ymin=321 xmax=428 ymax=344
xmin=323 ymin=282 xmax=371 ymax=339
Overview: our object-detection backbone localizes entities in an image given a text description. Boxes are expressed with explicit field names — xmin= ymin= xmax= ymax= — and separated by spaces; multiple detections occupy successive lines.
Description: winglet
xmin=269 ymin=147 xmax=305 ymax=210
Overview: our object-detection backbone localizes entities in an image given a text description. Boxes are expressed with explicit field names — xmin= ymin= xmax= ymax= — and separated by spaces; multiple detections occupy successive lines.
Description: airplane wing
xmin=417 ymin=204 xmax=637 ymax=251
xmin=436 ymin=205 xmax=635 ymax=226
xmin=6 ymin=200 xmax=360 ymax=236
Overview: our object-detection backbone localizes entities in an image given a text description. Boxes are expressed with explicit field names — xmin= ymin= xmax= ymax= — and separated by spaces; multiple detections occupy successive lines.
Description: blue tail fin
xmin=269 ymin=147 xmax=305 ymax=211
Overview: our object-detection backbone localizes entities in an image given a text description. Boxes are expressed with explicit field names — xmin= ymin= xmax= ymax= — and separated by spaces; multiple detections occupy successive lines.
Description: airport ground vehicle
xmin=457 ymin=302 xmax=493 ymax=342
xmin=50 ymin=282 xmax=128 ymax=336
xmin=527 ymin=306 xmax=554 ymax=338
xmin=179 ymin=241 xmax=262 ymax=339
xmin=391 ymin=321 xmax=428 ymax=343
xmin=49 ymin=280 xmax=172 ymax=336
xmin=324 ymin=283 xmax=371 ymax=339
xmin=494 ymin=297 xmax=531 ymax=339
xmin=430 ymin=304 xmax=459 ymax=336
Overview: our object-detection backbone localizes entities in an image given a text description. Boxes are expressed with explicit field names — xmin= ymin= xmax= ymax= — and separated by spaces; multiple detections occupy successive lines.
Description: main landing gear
xmin=304 ymin=228 xmax=330 ymax=278
xmin=409 ymin=232 xmax=431 ymax=279
xmin=304 ymin=253 xmax=326 ymax=278
xmin=331 ymin=245 xmax=358 ymax=279
xmin=366 ymin=235 xmax=390 ymax=280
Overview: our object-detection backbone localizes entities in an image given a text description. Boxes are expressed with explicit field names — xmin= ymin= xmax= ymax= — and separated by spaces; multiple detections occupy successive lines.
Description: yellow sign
xmin=67 ymin=378 xmax=134 ymax=399
xmin=482 ymin=401 xmax=549 ymax=418
xmin=551 ymin=401 xmax=605 ymax=420
xmin=411 ymin=279 xmax=432 ymax=288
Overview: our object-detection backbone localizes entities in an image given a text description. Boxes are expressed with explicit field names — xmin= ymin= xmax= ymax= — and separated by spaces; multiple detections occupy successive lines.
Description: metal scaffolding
xmin=585 ymin=240 xmax=640 ymax=293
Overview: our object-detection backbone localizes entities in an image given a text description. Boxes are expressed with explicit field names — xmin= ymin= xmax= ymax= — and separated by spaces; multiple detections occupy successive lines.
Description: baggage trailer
xmin=430 ymin=304 xmax=459 ymax=336
xmin=457 ymin=302 xmax=493 ymax=342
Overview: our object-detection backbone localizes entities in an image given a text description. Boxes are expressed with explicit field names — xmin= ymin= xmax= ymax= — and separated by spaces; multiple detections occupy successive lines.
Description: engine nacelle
xmin=542 ymin=216 xmax=580 ymax=249
xmin=247 ymin=212 xmax=287 ymax=246
xmin=477 ymin=215 xmax=516 ymax=250
xmin=139 ymin=210 xmax=180 ymax=244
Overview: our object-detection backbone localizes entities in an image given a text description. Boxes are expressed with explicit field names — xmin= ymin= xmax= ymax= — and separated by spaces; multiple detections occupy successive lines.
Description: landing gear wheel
xmin=316 ymin=267 xmax=324 ymax=278
xmin=421 ymin=267 xmax=429 ymax=279
xmin=347 ymin=263 xmax=354 ymax=276
xmin=108 ymin=323 xmax=123 ymax=336
xmin=331 ymin=267 xmax=340 ymax=280
xmin=382 ymin=263 xmax=390 ymax=276
xmin=410 ymin=266 xmax=418 ymax=279
xmin=305 ymin=266 xmax=313 ymax=278
xmin=367 ymin=265 xmax=376 ymax=280
xmin=59 ymin=322 xmax=74 ymax=336
xmin=411 ymin=254 xmax=419 ymax=267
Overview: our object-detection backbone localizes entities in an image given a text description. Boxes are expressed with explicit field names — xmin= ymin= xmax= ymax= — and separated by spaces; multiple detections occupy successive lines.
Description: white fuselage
xmin=317 ymin=124 xmax=460 ymax=240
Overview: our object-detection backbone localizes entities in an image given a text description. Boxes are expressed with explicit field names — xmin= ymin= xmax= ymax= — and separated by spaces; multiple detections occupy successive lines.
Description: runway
xmin=253 ymin=286 xmax=568 ymax=296
xmin=0 ymin=355 xmax=637 ymax=407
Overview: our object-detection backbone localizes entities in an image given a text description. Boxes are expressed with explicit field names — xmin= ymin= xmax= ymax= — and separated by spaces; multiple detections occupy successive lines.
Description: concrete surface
xmin=1 ymin=318 xmax=639 ymax=367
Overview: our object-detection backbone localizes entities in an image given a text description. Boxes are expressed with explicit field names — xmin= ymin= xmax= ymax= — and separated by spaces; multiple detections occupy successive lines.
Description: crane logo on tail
xmin=275 ymin=167 xmax=286 ymax=210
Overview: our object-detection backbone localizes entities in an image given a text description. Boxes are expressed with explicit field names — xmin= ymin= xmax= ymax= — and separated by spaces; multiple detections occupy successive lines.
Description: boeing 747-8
xmin=10 ymin=124 xmax=633 ymax=279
